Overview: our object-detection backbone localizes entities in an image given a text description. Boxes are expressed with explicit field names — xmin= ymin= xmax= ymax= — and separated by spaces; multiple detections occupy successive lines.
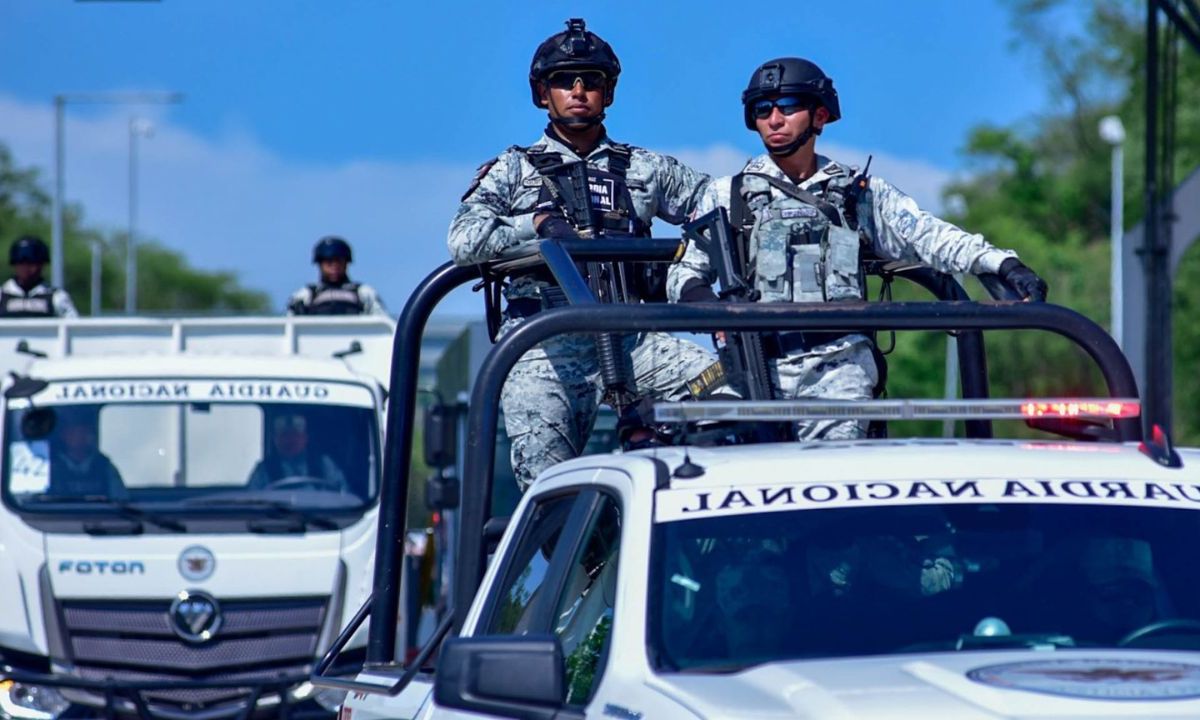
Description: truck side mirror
xmin=423 ymin=404 xmax=456 ymax=468
xmin=434 ymin=636 xmax=579 ymax=720
xmin=425 ymin=468 xmax=460 ymax=510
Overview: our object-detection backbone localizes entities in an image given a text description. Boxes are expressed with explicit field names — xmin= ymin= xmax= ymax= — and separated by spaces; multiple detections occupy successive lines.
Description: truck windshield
xmin=650 ymin=484 xmax=1200 ymax=672
xmin=3 ymin=378 xmax=380 ymax=513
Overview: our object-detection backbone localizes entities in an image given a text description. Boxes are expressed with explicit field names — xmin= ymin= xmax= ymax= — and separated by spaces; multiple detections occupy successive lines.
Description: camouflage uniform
xmin=448 ymin=129 xmax=716 ymax=488
xmin=668 ymin=153 xmax=1019 ymax=440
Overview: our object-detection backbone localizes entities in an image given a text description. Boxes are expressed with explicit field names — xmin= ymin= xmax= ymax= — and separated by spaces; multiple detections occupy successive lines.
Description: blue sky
xmin=0 ymin=0 xmax=1073 ymax=314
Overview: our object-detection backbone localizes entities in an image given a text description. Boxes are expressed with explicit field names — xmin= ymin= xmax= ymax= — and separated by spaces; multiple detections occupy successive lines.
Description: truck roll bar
xmin=453 ymin=301 xmax=1141 ymax=632
xmin=334 ymin=239 xmax=1122 ymax=681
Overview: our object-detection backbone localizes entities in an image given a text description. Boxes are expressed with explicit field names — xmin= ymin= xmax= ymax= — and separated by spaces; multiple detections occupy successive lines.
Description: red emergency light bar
xmin=1019 ymin=401 xmax=1139 ymax=418
xmin=653 ymin=398 xmax=1142 ymax=423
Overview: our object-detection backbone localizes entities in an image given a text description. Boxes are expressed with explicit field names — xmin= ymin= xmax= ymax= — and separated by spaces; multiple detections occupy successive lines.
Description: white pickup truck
xmin=0 ymin=316 xmax=394 ymax=720
xmin=341 ymin=401 xmax=1200 ymax=720
xmin=322 ymin=248 xmax=1200 ymax=720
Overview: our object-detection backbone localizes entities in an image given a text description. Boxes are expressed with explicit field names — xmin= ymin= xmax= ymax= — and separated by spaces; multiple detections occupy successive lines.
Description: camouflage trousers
xmin=499 ymin=317 xmax=717 ymax=489
xmin=771 ymin=333 xmax=879 ymax=440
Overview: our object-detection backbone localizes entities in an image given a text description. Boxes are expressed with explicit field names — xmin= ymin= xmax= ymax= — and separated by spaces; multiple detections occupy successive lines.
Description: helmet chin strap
xmin=549 ymin=111 xmax=606 ymax=128
xmin=765 ymin=117 xmax=821 ymax=158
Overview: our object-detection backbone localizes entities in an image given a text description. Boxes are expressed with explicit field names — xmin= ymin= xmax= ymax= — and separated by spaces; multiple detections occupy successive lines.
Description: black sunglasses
xmin=752 ymin=96 xmax=812 ymax=120
xmin=546 ymin=70 xmax=608 ymax=91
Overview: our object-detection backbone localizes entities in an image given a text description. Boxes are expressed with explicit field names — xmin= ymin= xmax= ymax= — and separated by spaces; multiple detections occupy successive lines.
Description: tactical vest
xmin=297 ymin=282 xmax=365 ymax=315
xmin=730 ymin=164 xmax=874 ymax=304
xmin=522 ymin=142 xmax=650 ymax=239
xmin=0 ymin=285 xmax=56 ymax=318
xmin=509 ymin=143 xmax=667 ymax=305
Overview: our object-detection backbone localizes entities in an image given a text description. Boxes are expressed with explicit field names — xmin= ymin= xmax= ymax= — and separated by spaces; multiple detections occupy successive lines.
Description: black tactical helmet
xmin=312 ymin=236 xmax=352 ymax=263
xmin=741 ymin=57 xmax=841 ymax=130
xmin=528 ymin=18 xmax=621 ymax=107
xmin=10 ymin=235 xmax=50 ymax=265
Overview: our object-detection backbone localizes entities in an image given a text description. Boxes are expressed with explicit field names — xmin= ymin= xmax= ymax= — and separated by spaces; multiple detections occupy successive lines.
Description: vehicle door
xmin=433 ymin=484 xmax=622 ymax=718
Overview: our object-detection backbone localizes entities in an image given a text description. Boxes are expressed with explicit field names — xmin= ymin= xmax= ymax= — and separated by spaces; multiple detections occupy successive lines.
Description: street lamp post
xmin=1099 ymin=115 xmax=1126 ymax=349
xmin=127 ymin=118 xmax=155 ymax=314
xmin=51 ymin=92 xmax=182 ymax=314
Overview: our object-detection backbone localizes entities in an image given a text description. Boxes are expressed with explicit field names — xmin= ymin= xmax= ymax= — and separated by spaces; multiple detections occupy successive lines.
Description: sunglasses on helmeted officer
xmin=545 ymin=70 xmax=608 ymax=91
xmin=751 ymin=95 xmax=814 ymax=120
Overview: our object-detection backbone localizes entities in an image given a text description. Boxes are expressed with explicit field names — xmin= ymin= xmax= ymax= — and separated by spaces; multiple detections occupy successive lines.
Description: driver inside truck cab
xmin=49 ymin=407 xmax=127 ymax=498
xmin=246 ymin=411 xmax=346 ymax=490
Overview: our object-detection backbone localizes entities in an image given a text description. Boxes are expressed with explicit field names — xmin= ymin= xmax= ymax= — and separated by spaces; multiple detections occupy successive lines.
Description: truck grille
xmin=57 ymin=597 xmax=327 ymax=711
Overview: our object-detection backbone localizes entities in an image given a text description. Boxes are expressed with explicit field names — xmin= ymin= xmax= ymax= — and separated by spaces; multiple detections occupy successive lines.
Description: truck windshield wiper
xmin=23 ymin=495 xmax=187 ymax=532
xmin=185 ymin=497 xmax=339 ymax=531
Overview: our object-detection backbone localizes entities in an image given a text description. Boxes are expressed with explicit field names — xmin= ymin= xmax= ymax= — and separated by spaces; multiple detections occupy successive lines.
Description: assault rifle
xmin=539 ymin=160 xmax=636 ymax=413
xmin=681 ymin=208 xmax=776 ymax=402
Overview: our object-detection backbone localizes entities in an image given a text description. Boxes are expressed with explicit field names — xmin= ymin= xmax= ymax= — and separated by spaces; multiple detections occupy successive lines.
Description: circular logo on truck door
xmin=169 ymin=590 xmax=223 ymax=643
xmin=178 ymin=545 xmax=215 ymax=581
xmin=968 ymin=658 xmax=1200 ymax=700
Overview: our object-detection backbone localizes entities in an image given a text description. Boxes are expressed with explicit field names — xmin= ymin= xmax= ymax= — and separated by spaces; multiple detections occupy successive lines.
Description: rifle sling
xmin=740 ymin=172 xmax=844 ymax=227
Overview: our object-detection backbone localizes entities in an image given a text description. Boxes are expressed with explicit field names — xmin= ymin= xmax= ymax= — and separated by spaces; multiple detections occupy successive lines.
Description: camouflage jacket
xmin=667 ymin=153 xmax=1018 ymax=302
xmin=448 ymin=128 xmax=710 ymax=299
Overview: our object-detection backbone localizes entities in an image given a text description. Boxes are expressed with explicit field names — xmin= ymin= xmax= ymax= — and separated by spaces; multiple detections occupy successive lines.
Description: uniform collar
xmin=536 ymin=127 xmax=615 ymax=160
xmin=742 ymin=153 xmax=839 ymax=190
xmin=2 ymin=278 xmax=48 ymax=296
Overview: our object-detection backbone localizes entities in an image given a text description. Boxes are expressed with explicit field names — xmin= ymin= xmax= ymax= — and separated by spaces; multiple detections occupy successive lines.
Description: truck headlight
xmin=0 ymin=680 xmax=70 ymax=720
xmin=313 ymin=688 xmax=348 ymax=713
xmin=290 ymin=682 xmax=346 ymax=713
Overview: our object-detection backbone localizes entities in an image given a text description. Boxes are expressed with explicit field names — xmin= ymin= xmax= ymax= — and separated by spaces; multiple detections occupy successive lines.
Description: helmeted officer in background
xmin=287 ymin=236 xmax=387 ymax=316
xmin=668 ymin=58 xmax=1047 ymax=440
xmin=1 ymin=235 xmax=78 ymax=318
xmin=447 ymin=18 xmax=719 ymax=489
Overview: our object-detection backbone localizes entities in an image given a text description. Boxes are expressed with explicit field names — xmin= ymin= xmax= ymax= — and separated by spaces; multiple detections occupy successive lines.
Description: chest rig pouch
xmin=735 ymin=173 xmax=866 ymax=304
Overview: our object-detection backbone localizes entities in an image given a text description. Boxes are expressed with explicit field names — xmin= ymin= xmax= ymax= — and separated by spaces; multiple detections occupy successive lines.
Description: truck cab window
xmin=554 ymin=495 xmax=621 ymax=705
xmin=486 ymin=493 xmax=579 ymax=635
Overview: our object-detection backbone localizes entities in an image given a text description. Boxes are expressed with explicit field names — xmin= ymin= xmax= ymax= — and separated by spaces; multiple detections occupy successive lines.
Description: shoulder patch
xmin=461 ymin=157 xmax=499 ymax=202
xmin=745 ymin=157 xmax=770 ymax=172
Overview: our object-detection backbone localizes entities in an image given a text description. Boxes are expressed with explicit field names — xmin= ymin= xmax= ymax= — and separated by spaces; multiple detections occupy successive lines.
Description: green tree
xmin=885 ymin=0 xmax=1200 ymax=441
xmin=0 ymin=142 xmax=270 ymax=314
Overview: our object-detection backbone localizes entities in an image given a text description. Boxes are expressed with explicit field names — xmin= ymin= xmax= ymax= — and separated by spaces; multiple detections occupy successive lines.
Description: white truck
xmin=346 ymin=422 xmax=1200 ymax=720
xmin=0 ymin=316 xmax=394 ymax=720
xmin=320 ymin=245 xmax=1200 ymax=719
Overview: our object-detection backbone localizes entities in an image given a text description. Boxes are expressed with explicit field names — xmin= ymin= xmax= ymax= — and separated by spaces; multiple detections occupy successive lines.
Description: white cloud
xmin=1 ymin=94 xmax=953 ymax=317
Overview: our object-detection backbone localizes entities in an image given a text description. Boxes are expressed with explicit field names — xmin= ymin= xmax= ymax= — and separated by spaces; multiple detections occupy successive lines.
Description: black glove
xmin=535 ymin=215 xmax=580 ymax=239
xmin=998 ymin=258 xmax=1048 ymax=302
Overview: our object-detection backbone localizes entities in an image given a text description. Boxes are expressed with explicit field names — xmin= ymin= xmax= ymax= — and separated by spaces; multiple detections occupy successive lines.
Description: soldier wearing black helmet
xmin=287 ymin=236 xmax=387 ymax=316
xmin=447 ymin=18 xmax=720 ymax=490
xmin=1 ymin=235 xmax=78 ymax=318
xmin=668 ymin=57 xmax=1047 ymax=440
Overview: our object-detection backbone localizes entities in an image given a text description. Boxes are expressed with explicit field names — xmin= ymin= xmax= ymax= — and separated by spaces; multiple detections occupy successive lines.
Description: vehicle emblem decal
xmin=178 ymin=545 xmax=216 ymax=582
xmin=168 ymin=590 xmax=223 ymax=643
xmin=967 ymin=658 xmax=1200 ymax=700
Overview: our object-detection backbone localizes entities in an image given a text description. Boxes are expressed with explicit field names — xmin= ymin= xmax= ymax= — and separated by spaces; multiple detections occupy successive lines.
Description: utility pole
xmin=1099 ymin=116 xmax=1126 ymax=349
xmin=51 ymin=92 xmax=183 ymax=314
xmin=127 ymin=118 xmax=154 ymax=314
